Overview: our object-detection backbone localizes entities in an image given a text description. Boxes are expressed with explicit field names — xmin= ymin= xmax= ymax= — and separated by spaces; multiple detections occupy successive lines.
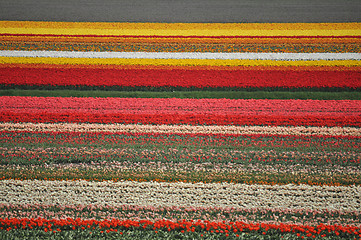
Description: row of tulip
xmin=2 ymin=122 xmax=359 ymax=136
xmin=2 ymin=63 xmax=360 ymax=70
xmin=2 ymin=113 xmax=359 ymax=127
xmin=2 ymin=34 xmax=360 ymax=44
xmin=1 ymin=21 xmax=360 ymax=36
xmin=2 ymin=56 xmax=360 ymax=67
xmin=1 ymin=180 xmax=360 ymax=211
xmin=1 ymin=147 xmax=359 ymax=166
xmin=1 ymin=160 xmax=359 ymax=186
xmin=3 ymin=35 xmax=360 ymax=45
xmin=1 ymin=66 xmax=360 ymax=89
xmin=1 ymin=124 xmax=359 ymax=185
xmin=1 ymin=217 xmax=360 ymax=239
xmin=2 ymin=131 xmax=358 ymax=152
xmin=3 ymin=50 xmax=361 ymax=60
xmin=2 ymin=203 xmax=360 ymax=226
xmin=2 ymin=41 xmax=360 ymax=53
xmin=3 ymin=97 xmax=359 ymax=115
xmin=1 ymin=97 xmax=360 ymax=126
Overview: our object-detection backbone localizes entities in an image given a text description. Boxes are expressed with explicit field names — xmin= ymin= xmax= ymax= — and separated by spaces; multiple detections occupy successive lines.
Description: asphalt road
xmin=0 ymin=0 xmax=360 ymax=23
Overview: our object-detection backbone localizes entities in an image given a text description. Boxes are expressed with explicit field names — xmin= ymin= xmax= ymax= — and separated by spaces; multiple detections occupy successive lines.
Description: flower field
xmin=0 ymin=21 xmax=360 ymax=239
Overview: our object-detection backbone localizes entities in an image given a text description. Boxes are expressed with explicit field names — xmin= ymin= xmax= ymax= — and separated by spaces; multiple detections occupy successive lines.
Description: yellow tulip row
xmin=1 ymin=21 xmax=360 ymax=36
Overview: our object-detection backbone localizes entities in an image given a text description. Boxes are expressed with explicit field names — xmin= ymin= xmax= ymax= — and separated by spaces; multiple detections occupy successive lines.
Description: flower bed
xmin=0 ymin=21 xmax=360 ymax=239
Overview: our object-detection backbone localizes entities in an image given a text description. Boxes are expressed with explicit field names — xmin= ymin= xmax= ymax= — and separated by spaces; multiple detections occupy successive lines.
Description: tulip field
xmin=0 ymin=21 xmax=360 ymax=239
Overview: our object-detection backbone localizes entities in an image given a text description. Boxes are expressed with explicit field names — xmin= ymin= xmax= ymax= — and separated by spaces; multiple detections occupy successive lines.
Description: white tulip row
xmin=1 ymin=180 xmax=360 ymax=212
xmin=1 ymin=50 xmax=361 ymax=60
xmin=1 ymin=122 xmax=359 ymax=136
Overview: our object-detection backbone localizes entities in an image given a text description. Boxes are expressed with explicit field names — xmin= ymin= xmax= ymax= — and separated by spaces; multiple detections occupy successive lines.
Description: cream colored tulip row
xmin=1 ymin=122 xmax=359 ymax=136
xmin=1 ymin=180 xmax=360 ymax=212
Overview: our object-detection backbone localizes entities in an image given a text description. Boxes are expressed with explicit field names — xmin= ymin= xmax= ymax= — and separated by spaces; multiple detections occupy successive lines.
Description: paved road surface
xmin=0 ymin=0 xmax=360 ymax=23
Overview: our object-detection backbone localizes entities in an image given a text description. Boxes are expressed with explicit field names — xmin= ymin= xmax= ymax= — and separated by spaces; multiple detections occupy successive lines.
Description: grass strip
xmin=1 ymin=89 xmax=361 ymax=99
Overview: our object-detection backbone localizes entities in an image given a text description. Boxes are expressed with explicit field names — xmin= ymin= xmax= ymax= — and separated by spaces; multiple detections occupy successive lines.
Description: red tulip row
xmin=1 ymin=97 xmax=360 ymax=126
xmin=1 ymin=67 xmax=360 ymax=88
xmin=2 ymin=112 xmax=360 ymax=127
xmin=1 ymin=217 xmax=360 ymax=239
xmin=2 ymin=97 xmax=360 ymax=115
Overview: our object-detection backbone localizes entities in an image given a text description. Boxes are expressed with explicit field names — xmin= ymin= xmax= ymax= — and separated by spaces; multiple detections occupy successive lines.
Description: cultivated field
xmin=0 ymin=21 xmax=360 ymax=239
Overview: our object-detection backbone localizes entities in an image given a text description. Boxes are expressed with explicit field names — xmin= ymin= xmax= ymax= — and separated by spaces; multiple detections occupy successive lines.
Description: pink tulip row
xmin=2 ymin=97 xmax=360 ymax=116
